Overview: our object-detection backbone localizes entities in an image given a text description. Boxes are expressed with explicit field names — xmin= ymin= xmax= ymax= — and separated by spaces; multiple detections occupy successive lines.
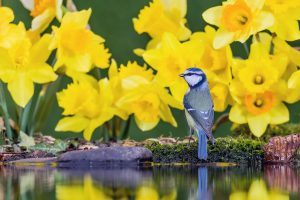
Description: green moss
xmin=145 ymin=137 xmax=265 ymax=165
xmin=233 ymin=123 xmax=300 ymax=140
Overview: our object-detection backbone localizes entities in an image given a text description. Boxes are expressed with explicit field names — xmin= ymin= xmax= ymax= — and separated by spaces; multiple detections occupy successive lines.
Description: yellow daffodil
xmin=50 ymin=9 xmax=111 ymax=78
xmin=56 ymin=78 xmax=116 ymax=141
xmin=143 ymin=32 xmax=203 ymax=102
xmin=229 ymin=41 xmax=291 ymax=137
xmin=202 ymin=0 xmax=274 ymax=49
xmin=230 ymin=179 xmax=289 ymax=200
xmin=108 ymin=60 xmax=181 ymax=131
xmin=0 ymin=7 xmax=14 ymax=29
xmin=233 ymin=42 xmax=288 ymax=94
xmin=56 ymin=175 xmax=112 ymax=200
xmin=133 ymin=0 xmax=191 ymax=41
xmin=253 ymin=33 xmax=300 ymax=103
xmin=20 ymin=0 xmax=63 ymax=33
xmin=0 ymin=32 xmax=57 ymax=107
xmin=190 ymin=26 xmax=232 ymax=85
xmin=265 ymin=0 xmax=300 ymax=41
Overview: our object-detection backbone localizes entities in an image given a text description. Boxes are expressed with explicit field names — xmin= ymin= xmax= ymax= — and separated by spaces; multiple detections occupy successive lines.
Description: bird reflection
xmin=197 ymin=167 xmax=212 ymax=200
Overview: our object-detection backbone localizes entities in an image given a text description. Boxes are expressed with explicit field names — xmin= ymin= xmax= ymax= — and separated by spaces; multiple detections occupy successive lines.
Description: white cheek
xmin=185 ymin=75 xmax=202 ymax=86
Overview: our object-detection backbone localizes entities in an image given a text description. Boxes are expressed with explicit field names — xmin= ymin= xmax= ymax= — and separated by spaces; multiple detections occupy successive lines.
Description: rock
xmin=57 ymin=146 xmax=153 ymax=168
xmin=263 ymin=134 xmax=300 ymax=163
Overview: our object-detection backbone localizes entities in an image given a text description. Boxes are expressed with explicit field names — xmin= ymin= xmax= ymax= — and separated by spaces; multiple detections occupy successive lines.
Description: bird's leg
xmin=188 ymin=128 xmax=194 ymax=146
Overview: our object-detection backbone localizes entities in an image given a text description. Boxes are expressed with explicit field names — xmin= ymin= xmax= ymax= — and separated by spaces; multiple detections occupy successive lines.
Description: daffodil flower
xmin=230 ymin=179 xmax=289 ymax=200
xmin=0 ymin=32 xmax=57 ymax=107
xmin=133 ymin=0 xmax=191 ymax=41
xmin=202 ymin=0 xmax=274 ymax=49
xmin=229 ymin=40 xmax=291 ymax=137
xmin=108 ymin=60 xmax=181 ymax=131
xmin=143 ymin=32 xmax=204 ymax=102
xmin=56 ymin=78 xmax=116 ymax=141
xmin=20 ymin=0 xmax=63 ymax=33
xmin=50 ymin=9 xmax=111 ymax=78
xmin=265 ymin=0 xmax=300 ymax=41
xmin=0 ymin=7 xmax=14 ymax=29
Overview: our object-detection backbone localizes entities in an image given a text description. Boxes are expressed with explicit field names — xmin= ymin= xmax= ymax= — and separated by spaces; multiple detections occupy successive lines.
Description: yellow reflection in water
xmin=56 ymin=175 xmax=111 ymax=200
xmin=230 ymin=179 xmax=289 ymax=200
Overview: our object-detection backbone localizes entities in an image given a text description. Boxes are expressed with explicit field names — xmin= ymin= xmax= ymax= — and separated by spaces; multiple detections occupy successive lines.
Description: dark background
xmin=3 ymin=0 xmax=300 ymax=140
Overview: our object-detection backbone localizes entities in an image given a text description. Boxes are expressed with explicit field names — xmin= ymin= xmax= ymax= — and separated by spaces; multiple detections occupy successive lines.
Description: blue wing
xmin=184 ymin=99 xmax=214 ymax=139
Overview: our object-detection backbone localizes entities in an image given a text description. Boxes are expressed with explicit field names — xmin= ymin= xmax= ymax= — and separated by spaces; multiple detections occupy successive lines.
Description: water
xmin=0 ymin=164 xmax=299 ymax=200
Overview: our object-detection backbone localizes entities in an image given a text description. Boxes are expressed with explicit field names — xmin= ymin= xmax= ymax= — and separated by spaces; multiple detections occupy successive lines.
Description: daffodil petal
xmin=202 ymin=6 xmax=222 ymax=26
xmin=213 ymin=29 xmax=234 ymax=49
xmin=159 ymin=103 xmax=177 ymax=127
xmin=247 ymin=113 xmax=270 ymax=137
xmin=135 ymin=116 xmax=159 ymax=131
xmin=55 ymin=116 xmax=89 ymax=132
xmin=253 ymin=11 xmax=274 ymax=32
xmin=31 ymin=8 xmax=55 ymax=32
xmin=56 ymin=0 xmax=63 ymax=20
xmin=29 ymin=63 xmax=57 ymax=84
xmin=83 ymin=111 xmax=114 ymax=141
xmin=62 ymin=9 xmax=91 ymax=29
xmin=269 ymin=103 xmax=289 ymax=124
xmin=20 ymin=0 xmax=34 ymax=11
xmin=0 ymin=47 xmax=15 ymax=82
xmin=7 ymin=73 xmax=34 ymax=107
xmin=288 ymin=70 xmax=300 ymax=89
xmin=245 ymin=0 xmax=264 ymax=11
xmin=161 ymin=0 xmax=187 ymax=17
xmin=229 ymin=104 xmax=247 ymax=124
xmin=29 ymin=34 xmax=52 ymax=63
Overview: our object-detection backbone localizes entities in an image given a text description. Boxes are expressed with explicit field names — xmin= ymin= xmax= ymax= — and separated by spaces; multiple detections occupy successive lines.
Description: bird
xmin=180 ymin=67 xmax=215 ymax=160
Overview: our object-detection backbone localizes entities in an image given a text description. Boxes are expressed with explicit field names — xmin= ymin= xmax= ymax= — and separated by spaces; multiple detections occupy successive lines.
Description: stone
xmin=263 ymin=134 xmax=300 ymax=163
xmin=57 ymin=146 xmax=153 ymax=168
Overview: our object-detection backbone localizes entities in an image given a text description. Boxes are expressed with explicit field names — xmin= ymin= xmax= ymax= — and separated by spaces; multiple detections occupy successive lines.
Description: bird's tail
xmin=198 ymin=130 xmax=208 ymax=160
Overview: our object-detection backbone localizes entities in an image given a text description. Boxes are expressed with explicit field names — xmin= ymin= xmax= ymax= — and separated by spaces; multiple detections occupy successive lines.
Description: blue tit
xmin=180 ymin=68 xmax=215 ymax=160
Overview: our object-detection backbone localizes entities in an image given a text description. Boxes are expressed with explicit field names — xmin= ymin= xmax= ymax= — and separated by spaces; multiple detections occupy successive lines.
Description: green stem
xmin=0 ymin=82 xmax=13 ymax=140
xmin=121 ymin=116 xmax=131 ymax=140
xmin=30 ymin=76 xmax=63 ymax=135
xmin=20 ymin=99 xmax=32 ymax=134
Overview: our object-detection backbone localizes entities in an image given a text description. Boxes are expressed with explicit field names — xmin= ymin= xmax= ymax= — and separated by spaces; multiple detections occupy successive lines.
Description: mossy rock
xmin=145 ymin=137 xmax=265 ymax=165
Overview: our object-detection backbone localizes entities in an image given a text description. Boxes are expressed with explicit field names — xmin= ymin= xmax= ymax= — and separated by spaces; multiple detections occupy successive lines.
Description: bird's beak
xmin=179 ymin=73 xmax=184 ymax=77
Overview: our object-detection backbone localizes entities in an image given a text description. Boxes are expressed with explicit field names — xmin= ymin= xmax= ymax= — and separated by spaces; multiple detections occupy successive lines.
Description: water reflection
xmin=0 ymin=164 xmax=299 ymax=200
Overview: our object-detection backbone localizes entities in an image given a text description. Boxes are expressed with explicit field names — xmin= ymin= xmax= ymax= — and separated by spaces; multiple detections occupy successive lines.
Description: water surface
xmin=1 ymin=164 xmax=299 ymax=199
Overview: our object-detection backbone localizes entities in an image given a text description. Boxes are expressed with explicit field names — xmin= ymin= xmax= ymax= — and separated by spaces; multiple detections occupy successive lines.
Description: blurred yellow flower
xmin=265 ymin=0 xmax=300 ymax=41
xmin=202 ymin=0 xmax=274 ymax=49
xmin=0 ymin=32 xmax=57 ymax=107
xmin=143 ymin=32 xmax=203 ymax=102
xmin=133 ymin=0 xmax=191 ymax=41
xmin=20 ymin=0 xmax=63 ymax=33
xmin=109 ymin=60 xmax=181 ymax=131
xmin=50 ymin=9 xmax=111 ymax=77
xmin=56 ymin=175 xmax=111 ymax=200
xmin=230 ymin=179 xmax=289 ymax=200
xmin=56 ymin=78 xmax=115 ymax=140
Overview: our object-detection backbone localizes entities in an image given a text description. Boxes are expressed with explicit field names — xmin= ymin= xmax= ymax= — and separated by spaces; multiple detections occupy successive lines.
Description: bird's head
xmin=179 ymin=68 xmax=207 ymax=88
